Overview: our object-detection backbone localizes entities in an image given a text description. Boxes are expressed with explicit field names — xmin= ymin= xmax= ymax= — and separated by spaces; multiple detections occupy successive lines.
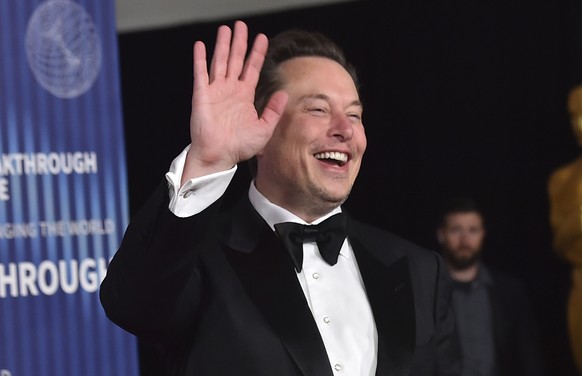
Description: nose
xmin=459 ymin=231 xmax=471 ymax=242
xmin=330 ymin=112 xmax=354 ymax=141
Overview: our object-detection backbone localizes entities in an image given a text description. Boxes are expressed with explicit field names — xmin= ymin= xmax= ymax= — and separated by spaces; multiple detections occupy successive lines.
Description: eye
xmin=309 ymin=107 xmax=328 ymax=115
xmin=348 ymin=113 xmax=362 ymax=122
xmin=449 ymin=227 xmax=462 ymax=235
xmin=468 ymin=227 xmax=482 ymax=235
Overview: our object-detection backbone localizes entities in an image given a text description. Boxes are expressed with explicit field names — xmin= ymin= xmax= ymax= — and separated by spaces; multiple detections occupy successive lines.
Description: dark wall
xmin=117 ymin=1 xmax=582 ymax=374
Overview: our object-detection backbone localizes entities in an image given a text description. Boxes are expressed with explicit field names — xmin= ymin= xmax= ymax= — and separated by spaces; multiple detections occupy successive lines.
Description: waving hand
xmin=182 ymin=21 xmax=288 ymax=183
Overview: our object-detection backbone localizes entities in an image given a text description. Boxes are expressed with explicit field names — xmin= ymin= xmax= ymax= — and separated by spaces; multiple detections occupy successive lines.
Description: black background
xmin=117 ymin=0 xmax=582 ymax=374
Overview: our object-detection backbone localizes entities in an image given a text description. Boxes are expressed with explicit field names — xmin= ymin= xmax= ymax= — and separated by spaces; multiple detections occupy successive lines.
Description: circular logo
xmin=25 ymin=0 xmax=102 ymax=99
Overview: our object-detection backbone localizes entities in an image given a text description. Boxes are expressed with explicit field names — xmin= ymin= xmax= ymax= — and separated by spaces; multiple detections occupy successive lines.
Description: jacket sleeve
xmin=99 ymin=179 xmax=221 ymax=347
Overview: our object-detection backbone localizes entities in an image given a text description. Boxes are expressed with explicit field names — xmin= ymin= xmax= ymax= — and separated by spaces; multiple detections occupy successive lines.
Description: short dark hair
xmin=248 ymin=28 xmax=359 ymax=177
xmin=437 ymin=197 xmax=485 ymax=227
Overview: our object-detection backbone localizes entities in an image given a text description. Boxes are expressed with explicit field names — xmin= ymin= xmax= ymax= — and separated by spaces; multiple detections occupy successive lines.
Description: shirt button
xmin=323 ymin=316 xmax=331 ymax=324
xmin=312 ymin=272 xmax=320 ymax=280
xmin=334 ymin=364 xmax=343 ymax=371
xmin=182 ymin=190 xmax=193 ymax=198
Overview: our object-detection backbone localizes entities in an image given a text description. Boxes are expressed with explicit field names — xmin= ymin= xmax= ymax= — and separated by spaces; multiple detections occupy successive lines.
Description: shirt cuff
xmin=165 ymin=145 xmax=237 ymax=218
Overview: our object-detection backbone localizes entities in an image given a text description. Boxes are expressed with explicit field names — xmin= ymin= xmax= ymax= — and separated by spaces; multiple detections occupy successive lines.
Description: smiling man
xmin=100 ymin=21 xmax=460 ymax=376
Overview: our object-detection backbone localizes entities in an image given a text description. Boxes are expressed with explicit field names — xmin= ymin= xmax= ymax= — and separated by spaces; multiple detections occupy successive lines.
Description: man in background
xmin=436 ymin=197 xmax=545 ymax=376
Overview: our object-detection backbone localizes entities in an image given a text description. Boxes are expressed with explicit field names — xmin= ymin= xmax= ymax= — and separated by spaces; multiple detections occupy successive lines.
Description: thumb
xmin=259 ymin=90 xmax=288 ymax=129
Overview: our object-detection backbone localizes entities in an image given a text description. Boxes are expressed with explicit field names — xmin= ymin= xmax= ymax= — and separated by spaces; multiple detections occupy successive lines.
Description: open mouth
xmin=314 ymin=151 xmax=348 ymax=167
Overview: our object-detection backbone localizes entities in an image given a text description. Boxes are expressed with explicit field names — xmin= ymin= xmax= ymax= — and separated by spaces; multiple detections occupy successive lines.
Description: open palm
xmin=184 ymin=21 xmax=288 ymax=180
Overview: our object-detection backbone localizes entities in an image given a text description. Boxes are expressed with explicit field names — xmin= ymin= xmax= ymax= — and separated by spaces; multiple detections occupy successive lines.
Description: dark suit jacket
xmin=100 ymin=181 xmax=460 ymax=376
xmin=485 ymin=267 xmax=546 ymax=376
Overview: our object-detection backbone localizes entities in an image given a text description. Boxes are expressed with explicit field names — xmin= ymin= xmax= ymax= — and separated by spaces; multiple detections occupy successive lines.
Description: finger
xmin=192 ymin=41 xmax=209 ymax=90
xmin=209 ymin=24 xmax=232 ymax=82
xmin=226 ymin=20 xmax=248 ymax=79
xmin=239 ymin=32 xmax=268 ymax=86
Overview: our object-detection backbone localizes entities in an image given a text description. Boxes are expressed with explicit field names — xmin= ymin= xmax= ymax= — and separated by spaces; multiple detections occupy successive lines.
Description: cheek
xmin=356 ymin=128 xmax=368 ymax=153
xmin=467 ymin=234 xmax=484 ymax=246
xmin=445 ymin=236 xmax=461 ymax=248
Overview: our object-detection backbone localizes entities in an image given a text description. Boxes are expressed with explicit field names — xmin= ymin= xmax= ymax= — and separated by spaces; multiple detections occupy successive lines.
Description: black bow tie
xmin=274 ymin=213 xmax=348 ymax=272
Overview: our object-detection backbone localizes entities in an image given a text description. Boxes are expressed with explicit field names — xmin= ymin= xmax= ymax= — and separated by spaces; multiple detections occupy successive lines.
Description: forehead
xmin=278 ymin=56 xmax=359 ymax=98
xmin=444 ymin=212 xmax=484 ymax=227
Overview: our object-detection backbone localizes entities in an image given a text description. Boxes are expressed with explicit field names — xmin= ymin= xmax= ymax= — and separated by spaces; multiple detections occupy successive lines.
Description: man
xmin=436 ymin=197 xmax=544 ymax=376
xmin=100 ymin=21 xmax=459 ymax=376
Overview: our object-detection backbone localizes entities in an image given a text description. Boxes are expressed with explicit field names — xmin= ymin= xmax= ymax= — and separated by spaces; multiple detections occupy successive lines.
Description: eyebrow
xmin=298 ymin=94 xmax=363 ymax=109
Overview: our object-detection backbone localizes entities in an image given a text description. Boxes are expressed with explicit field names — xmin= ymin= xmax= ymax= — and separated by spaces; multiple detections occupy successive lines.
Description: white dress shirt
xmin=165 ymin=145 xmax=378 ymax=376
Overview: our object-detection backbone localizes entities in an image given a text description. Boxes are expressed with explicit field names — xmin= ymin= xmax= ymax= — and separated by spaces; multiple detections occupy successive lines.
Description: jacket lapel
xmin=219 ymin=199 xmax=416 ymax=376
xmin=220 ymin=197 xmax=334 ymax=376
xmin=348 ymin=219 xmax=416 ymax=376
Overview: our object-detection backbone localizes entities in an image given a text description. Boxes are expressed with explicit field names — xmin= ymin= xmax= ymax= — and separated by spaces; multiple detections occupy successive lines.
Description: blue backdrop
xmin=0 ymin=1 xmax=139 ymax=375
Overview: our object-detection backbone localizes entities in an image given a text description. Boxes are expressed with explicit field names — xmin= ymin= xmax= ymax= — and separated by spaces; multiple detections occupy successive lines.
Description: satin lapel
xmin=220 ymin=197 xmax=333 ymax=376
xmin=348 ymin=220 xmax=416 ymax=376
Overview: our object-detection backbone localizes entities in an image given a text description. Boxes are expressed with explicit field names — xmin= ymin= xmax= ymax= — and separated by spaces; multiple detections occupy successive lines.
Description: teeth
xmin=314 ymin=152 xmax=348 ymax=162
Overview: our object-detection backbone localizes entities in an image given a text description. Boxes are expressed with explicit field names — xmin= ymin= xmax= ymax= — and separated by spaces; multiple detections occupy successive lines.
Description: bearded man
xmin=436 ymin=197 xmax=545 ymax=376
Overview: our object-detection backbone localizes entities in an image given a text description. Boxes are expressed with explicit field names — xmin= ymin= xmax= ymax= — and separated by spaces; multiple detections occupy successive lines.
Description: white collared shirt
xmin=166 ymin=145 xmax=378 ymax=376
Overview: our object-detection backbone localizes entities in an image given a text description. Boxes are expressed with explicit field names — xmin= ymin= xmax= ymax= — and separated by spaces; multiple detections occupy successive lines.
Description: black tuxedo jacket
xmin=485 ymin=267 xmax=545 ymax=376
xmin=100 ymin=181 xmax=460 ymax=376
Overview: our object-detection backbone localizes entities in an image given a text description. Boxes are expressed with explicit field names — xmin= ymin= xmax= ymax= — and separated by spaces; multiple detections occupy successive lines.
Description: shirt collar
xmin=458 ymin=264 xmax=494 ymax=290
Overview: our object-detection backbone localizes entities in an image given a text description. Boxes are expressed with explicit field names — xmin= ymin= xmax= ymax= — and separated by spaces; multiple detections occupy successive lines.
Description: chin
xmin=321 ymin=185 xmax=349 ymax=200
xmin=449 ymin=255 xmax=480 ymax=270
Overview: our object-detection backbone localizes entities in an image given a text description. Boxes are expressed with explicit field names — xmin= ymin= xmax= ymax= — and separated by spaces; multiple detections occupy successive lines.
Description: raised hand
xmin=182 ymin=21 xmax=288 ymax=183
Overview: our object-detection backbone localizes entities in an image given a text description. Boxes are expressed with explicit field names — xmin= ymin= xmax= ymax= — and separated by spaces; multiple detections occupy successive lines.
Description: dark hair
xmin=437 ymin=197 xmax=485 ymax=227
xmin=248 ymin=28 xmax=359 ymax=177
